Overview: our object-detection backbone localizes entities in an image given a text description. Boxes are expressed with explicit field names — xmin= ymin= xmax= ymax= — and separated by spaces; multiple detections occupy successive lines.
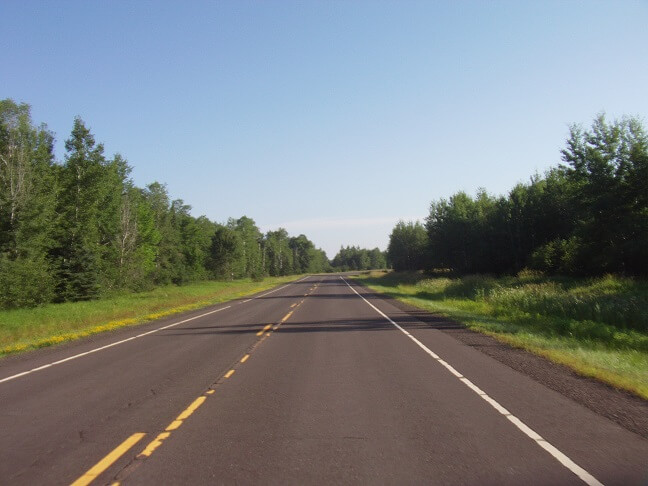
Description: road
xmin=0 ymin=275 xmax=646 ymax=485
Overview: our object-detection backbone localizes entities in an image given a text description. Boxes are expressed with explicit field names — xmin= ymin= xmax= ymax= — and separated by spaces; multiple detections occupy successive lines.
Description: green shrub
xmin=0 ymin=256 xmax=54 ymax=309
xmin=441 ymin=275 xmax=501 ymax=300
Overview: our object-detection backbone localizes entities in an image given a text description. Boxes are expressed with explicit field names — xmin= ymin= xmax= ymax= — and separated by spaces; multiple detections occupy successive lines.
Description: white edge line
xmin=0 ymin=275 xmax=310 ymax=383
xmin=339 ymin=276 xmax=603 ymax=486
xmin=1 ymin=277 xmax=312 ymax=385
xmin=253 ymin=276 xmax=311 ymax=299
xmin=0 ymin=305 xmax=232 ymax=384
xmin=255 ymin=285 xmax=289 ymax=298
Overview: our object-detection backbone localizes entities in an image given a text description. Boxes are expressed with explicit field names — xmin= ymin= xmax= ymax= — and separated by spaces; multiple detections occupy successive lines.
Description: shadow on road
xmin=161 ymin=312 xmax=461 ymax=337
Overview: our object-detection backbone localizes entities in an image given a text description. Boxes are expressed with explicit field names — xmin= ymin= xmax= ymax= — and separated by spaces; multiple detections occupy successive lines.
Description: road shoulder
xmin=351 ymin=280 xmax=648 ymax=440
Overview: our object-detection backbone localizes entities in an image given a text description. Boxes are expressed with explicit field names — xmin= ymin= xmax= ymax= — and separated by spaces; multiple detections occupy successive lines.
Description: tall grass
xmin=355 ymin=271 xmax=648 ymax=399
xmin=435 ymin=273 xmax=647 ymax=329
xmin=0 ymin=275 xmax=302 ymax=357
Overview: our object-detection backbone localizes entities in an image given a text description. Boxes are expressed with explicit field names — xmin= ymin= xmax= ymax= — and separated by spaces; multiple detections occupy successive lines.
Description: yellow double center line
xmin=72 ymin=286 xmax=317 ymax=485
xmin=256 ymin=324 xmax=272 ymax=336
xmin=71 ymin=433 xmax=146 ymax=486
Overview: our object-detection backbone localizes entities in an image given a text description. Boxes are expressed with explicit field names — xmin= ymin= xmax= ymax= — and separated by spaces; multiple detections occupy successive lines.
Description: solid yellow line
xmin=224 ymin=369 xmax=235 ymax=379
xmin=240 ymin=354 xmax=250 ymax=363
xmin=280 ymin=311 xmax=293 ymax=323
xmin=176 ymin=396 xmax=207 ymax=421
xmin=138 ymin=432 xmax=170 ymax=458
xmin=71 ymin=433 xmax=146 ymax=486
xmin=165 ymin=420 xmax=183 ymax=431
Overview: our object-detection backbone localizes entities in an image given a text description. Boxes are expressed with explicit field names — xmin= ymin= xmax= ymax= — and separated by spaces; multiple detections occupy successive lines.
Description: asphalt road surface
xmin=1 ymin=275 xmax=647 ymax=485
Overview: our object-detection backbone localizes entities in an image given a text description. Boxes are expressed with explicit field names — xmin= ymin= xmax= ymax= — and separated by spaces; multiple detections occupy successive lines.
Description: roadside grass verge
xmin=353 ymin=271 xmax=648 ymax=400
xmin=0 ymin=275 xmax=303 ymax=357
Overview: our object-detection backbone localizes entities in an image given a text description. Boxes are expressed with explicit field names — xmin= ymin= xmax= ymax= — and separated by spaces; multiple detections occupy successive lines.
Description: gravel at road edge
xmin=356 ymin=283 xmax=648 ymax=440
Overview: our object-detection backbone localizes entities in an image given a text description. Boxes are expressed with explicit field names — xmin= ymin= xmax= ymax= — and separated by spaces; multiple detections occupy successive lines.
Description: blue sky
xmin=2 ymin=1 xmax=647 ymax=258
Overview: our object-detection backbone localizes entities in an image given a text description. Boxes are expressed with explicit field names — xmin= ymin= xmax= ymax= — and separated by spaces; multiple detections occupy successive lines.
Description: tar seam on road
xmin=340 ymin=276 xmax=604 ymax=486
xmin=256 ymin=324 xmax=273 ymax=336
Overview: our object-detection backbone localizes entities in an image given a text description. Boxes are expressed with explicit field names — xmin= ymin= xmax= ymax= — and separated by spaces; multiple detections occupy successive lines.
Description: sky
xmin=2 ymin=1 xmax=647 ymax=258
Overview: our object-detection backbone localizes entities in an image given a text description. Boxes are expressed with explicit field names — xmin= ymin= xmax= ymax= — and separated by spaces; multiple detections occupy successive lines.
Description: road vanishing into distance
xmin=1 ymin=275 xmax=647 ymax=485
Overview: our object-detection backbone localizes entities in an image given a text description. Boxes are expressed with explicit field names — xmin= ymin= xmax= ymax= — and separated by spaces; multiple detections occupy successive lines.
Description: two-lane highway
xmin=1 ymin=275 xmax=647 ymax=485
xmin=0 ymin=277 xmax=312 ymax=484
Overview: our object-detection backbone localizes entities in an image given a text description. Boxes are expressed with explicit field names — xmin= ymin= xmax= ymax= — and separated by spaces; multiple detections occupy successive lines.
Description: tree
xmin=208 ymin=225 xmax=241 ymax=278
xmin=555 ymin=114 xmax=648 ymax=275
xmin=388 ymin=221 xmax=427 ymax=271
xmin=0 ymin=101 xmax=344 ymax=309
xmin=113 ymin=186 xmax=160 ymax=289
xmin=332 ymin=246 xmax=386 ymax=271
xmin=368 ymin=248 xmax=386 ymax=269
xmin=143 ymin=182 xmax=183 ymax=285
xmin=52 ymin=117 xmax=109 ymax=300
xmin=289 ymin=234 xmax=314 ymax=274
xmin=265 ymin=228 xmax=292 ymax=276
xmin=0 ymin=99 xmax=57 ymax=307
xmin=307 ymin=247 xmax=330 ymax=273
xmin=228 ymin=216 xmax=263 ymax=278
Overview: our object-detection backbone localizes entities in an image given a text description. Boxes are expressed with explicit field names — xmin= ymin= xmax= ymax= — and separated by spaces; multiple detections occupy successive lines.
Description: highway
xmin=0 ymin=275 xmax=646 ymax=485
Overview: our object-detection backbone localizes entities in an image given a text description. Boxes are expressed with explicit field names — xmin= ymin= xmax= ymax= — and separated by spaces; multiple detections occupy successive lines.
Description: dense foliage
xmin=386 ymin=221 xmax=427 ymax=271
xmin=331 ymin=246 xmax=386 ymax=271
xmin=388 ymin=114 xmax=648 ymax=276
xmin=0 ymin=100 xmax=332 ymax=309
xmin=208 ymin=219 xmax=331 ymax=279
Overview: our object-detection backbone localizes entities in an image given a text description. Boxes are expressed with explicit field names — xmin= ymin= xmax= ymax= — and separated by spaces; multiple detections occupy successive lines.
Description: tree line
xmin=331 ymin=246 xmax=386 ymax=271
xmin=388 ymin=114 xmax=648 ymax=276
xmin=0 ymin=99 xmax=385 ymax=310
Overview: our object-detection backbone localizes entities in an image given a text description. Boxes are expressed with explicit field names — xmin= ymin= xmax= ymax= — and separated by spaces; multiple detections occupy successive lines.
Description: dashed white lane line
xmin=340 ymin=277 xmax=603 ymax=486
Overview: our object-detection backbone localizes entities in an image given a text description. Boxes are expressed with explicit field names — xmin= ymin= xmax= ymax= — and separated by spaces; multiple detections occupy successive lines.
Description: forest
xmin=0 ymin=99 xmax=386 ymax=310
xmin=4 ymin=100 xmax=644 ymax=313
xmin=387 ymin=114 xmax=648 ymax=277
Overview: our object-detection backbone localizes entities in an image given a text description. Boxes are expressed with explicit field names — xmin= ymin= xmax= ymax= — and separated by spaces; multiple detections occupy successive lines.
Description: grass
xmin=353 ymin=270 xmax=648 ymax=400
xmin=0 ymin=275 xmax=304 ymax=357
